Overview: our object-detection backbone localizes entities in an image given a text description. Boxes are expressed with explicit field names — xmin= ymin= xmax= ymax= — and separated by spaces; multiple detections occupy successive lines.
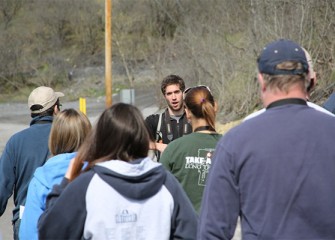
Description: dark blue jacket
xmin=323 ymin=92 xmax=335 ymax=114
xmin=0 ymin=115 xmax=53 ymax=223
xmin=199 ymin=102 xmax=335 ymax=239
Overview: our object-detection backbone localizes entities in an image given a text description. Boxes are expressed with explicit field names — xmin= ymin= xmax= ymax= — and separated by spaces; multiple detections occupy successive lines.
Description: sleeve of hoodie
xmin=19 ymin=174 xmax=47 ymax=240
xmin=38 ymin=171 xmax=94 ymax=239
xmin=0 ymin=139 xmax=15 ymax=216
xmin=164 ymin=171 xmax=198 ymax=240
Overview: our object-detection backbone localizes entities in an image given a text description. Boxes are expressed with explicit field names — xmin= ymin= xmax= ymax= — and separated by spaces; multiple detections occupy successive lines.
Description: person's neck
xmin=191 ymin=118 xmax=213 ymax=133
xmin=168 ymin=107 xmax=184 ymax=116
xmin=262 ymin=87 xmax=307 ymax=108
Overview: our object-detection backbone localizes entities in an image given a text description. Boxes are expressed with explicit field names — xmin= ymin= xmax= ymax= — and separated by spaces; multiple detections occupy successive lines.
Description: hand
xmin=149 ymin=141 xmax=157 ymax=150
xmin=155 ymin=142 xmax=167 ymax=153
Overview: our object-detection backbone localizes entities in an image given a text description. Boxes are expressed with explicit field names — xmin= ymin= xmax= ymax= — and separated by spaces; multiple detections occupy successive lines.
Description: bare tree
xmin=0 ymin=0 xmax=25 ymax=29
xmin=1 ymin=0 xmax=335 ymax=119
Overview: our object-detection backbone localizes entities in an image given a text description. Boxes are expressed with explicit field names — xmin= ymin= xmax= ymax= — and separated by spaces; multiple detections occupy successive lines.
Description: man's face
xmin=164 ymin=84 xmax=183 ymax=112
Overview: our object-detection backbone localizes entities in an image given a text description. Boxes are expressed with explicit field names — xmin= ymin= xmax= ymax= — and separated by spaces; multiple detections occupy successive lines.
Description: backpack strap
xmin=183 ymin=116 xmax=190 ymax=134
xmin=155 ymin=109 xmax=190 ymax=143
xmin=155 ymin=111 xmax=163 ymax=142
xmin=164 ymin=110 xmax=173 ymax=141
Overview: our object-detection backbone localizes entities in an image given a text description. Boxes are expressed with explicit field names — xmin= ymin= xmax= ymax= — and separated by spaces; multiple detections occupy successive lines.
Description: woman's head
xmin=73 ymin=103 xmax=150 ymax=176
xmin=49 ymin=108 xmax=92 ymax=156
xmin=94 ymin=103 xmax=150 ymax=160
xmin=183 ymin=86 xmax=216 ymax=130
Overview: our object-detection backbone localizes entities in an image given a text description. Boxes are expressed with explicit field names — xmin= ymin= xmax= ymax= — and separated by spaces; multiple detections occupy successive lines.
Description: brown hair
xmin=161 ymin=74 xmax=185 ymax=95
xmin=184 ymin=86 xmax=216 ymax=130
xmin=262 ymin=61 xmax=309 ymax=94
xmin=70 ymin=103 xmax=150 ymax=181
xmin=48 ymin=109 xmax=91 ymax=156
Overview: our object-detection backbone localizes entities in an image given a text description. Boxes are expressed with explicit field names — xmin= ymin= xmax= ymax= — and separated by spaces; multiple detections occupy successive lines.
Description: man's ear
xmin=307 ymin=72 xmax=317 ymax=93
xmin=258 ymin=72 xmax=266 ymax=92
xmin=53 ymin=104 xmax=59 ymax=115
xmin=307 ymin=79 xmax=315 ymax=93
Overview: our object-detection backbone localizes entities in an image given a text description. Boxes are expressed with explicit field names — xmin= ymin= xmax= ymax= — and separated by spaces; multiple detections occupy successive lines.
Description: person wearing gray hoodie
xmin=38 ymin=103 xmax=198 ymax=240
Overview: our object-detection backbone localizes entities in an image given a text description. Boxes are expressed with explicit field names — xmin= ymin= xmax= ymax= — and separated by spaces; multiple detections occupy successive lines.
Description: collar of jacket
xmin=30 ymin=115 xmax=53 ymax=126
xmin=266 ymin=98 xmax=307 ymax=110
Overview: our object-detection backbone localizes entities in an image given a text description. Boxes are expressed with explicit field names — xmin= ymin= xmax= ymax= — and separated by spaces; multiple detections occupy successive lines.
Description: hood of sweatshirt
xmin=93 ymin=157 xmax=167 ymax=200
xmin=33 ymin=152 xmax=76 ymax=190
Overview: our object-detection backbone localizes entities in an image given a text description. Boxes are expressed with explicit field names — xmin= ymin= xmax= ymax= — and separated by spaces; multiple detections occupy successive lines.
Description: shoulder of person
xmin=145 ymin=110 xmax=166 ymax=123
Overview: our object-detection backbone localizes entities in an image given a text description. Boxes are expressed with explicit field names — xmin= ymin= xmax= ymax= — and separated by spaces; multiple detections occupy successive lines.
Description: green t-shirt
xmin=160 ymin=132 xmax=222 ymax=212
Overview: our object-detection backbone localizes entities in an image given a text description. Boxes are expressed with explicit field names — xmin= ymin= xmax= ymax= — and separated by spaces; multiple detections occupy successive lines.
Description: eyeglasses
xmin=184 ymin=85 xmax=211 ymax=96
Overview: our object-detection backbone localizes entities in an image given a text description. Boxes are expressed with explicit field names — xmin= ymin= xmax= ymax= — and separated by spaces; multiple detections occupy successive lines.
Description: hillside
xmin=0 ymin=0 xmax=334 ymax=122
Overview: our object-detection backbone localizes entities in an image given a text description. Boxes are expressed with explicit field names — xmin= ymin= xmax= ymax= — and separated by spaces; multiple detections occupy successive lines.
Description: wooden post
xmin=105 ymin=0 xmax=112 ymax=108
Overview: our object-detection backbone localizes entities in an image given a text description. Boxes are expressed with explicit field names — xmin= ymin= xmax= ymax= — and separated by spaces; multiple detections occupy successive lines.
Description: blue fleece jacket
xmin=0 ymin=116 xmax=53 ymax=224
xmin=19 ymin=152 xmax=76 ymax=240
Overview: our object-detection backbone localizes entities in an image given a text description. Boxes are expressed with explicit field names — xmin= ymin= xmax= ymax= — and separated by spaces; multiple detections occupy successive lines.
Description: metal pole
xmin=105 ymin=0 xmax=112 ymax=108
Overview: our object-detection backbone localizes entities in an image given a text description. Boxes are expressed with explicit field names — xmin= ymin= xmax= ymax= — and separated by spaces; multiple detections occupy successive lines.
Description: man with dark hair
xmin=145 ymin=75 xmax=192 ymax=159
xmin=199 ymin=39 xmax=335 ymax=239
xmin=0 ymin=86 xmax=64 ymax=240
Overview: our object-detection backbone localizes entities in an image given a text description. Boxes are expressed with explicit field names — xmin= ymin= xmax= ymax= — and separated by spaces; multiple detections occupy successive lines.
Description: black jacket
xmin=145 ymin=109 xmax=192 ymax=144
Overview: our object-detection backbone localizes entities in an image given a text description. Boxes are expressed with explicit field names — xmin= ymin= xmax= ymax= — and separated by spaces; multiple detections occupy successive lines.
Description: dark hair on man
xmin=184 ymin=86 xmax=216 ymax=131
xmin=70 ymin=103 xmax=150 ymax=180
xmin=160 ymin=75 xmax=185 ymax=95
xmin=30 ymin=99 xmax=61 ymax=118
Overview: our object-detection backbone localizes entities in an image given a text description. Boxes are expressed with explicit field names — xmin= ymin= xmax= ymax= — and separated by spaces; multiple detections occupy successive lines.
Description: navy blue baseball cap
xmin=258 ymin=39 xmax=309 ymax=75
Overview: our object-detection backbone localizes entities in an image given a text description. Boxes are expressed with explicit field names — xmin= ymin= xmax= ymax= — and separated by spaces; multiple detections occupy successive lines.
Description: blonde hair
xmin=49 ymin=109 xmax=91 ymax=156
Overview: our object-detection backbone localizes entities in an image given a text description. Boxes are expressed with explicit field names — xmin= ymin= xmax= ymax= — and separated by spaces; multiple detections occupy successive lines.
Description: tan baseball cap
xmin=28 ymin=86 xmax=64 ymax=113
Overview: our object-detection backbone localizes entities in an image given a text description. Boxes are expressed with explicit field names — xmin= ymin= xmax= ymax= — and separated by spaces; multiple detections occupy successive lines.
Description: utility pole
xmin=105 ymin=0 xmax=112 ymax=108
